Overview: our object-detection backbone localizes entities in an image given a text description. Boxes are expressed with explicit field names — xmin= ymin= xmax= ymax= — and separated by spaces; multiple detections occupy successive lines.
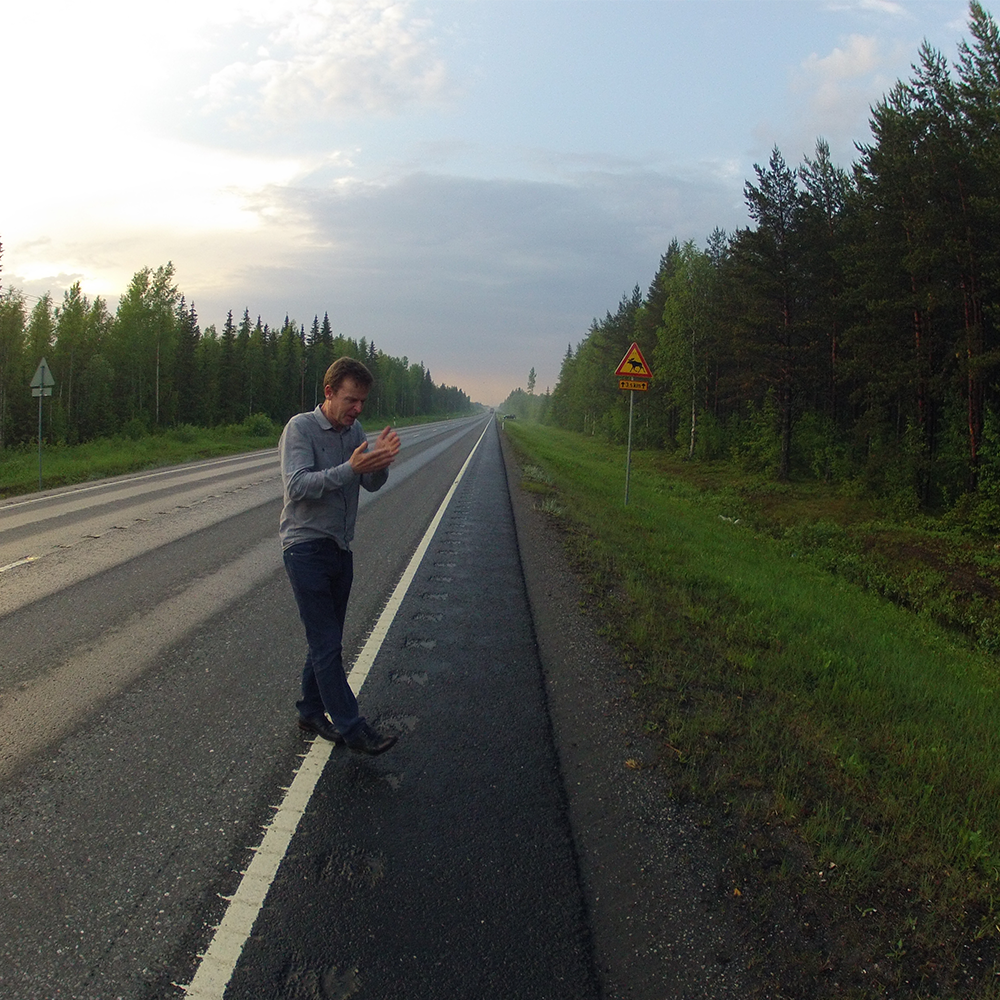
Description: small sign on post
xmin=614 ymin=343 xmax=652 ymax=505
xmin=30 ymin=359 xmax=55 ymax=490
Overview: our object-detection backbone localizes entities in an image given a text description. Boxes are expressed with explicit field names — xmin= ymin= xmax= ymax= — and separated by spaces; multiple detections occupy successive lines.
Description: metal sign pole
xmin=625 ymin=388 xmax=634 ymax=506
xmin=614 ymin=342 xmax=652 ymax=508
xmin=30 ymin=358 xmax=55 ymax=491
xmin=37 ymin=390 xmax=43 ymax=490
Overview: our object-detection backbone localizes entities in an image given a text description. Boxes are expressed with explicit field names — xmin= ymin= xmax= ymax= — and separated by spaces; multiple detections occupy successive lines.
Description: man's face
xmin=324 ymin=378 xmax=369 ymax=429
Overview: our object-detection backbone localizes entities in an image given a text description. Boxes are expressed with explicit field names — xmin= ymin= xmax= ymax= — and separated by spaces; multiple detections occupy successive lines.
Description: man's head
xmin=322 ymin=357 xmax=375 ymax=430
xmin=323 ymin=357 xmax=374 ymax=396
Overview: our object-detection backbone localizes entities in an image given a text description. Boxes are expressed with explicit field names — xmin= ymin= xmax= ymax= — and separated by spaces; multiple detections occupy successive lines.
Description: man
xmin=279 ymin=356 xmax=401 ymax=755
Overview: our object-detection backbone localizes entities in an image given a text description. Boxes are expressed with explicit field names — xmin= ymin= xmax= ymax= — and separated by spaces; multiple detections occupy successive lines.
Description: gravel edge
xmin=500 ymin=429 xmax=790 ymax=1000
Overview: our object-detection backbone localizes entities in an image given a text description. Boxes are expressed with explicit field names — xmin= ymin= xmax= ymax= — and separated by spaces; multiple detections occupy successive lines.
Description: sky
xmin=0 ymin=0 xmax=977 ymax=405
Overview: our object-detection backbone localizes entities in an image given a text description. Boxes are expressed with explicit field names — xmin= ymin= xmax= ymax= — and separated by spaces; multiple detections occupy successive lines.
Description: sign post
xmin=30 ymin=358 xmax=55 ymax=490
xmin=614 ymin=343 xmax=652 ymax=505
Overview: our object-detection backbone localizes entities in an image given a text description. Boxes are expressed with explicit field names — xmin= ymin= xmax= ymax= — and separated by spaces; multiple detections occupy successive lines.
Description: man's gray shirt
xmin=278 ymin=405 xmax=388 ymax=552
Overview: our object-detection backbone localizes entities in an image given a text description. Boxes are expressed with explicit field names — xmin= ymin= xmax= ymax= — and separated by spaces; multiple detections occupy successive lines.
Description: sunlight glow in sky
xmin=1 ymin=0 xmax=972 ymax=404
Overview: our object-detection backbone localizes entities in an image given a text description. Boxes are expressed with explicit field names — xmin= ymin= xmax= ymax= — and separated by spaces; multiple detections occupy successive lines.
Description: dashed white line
xmin=0 ymin=556 xmax=38 ymax=573
xmin=0 ymin=453 xmax=278 ymax=511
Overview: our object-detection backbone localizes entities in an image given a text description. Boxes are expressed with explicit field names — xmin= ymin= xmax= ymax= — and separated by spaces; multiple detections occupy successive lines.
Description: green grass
xmin=507 ymin=421 xmax=1000 ymax=997
xmin=0 ymin=410 xmax=466 ymax=498
xmin=0 ymin=418 xmax=282 ymax=497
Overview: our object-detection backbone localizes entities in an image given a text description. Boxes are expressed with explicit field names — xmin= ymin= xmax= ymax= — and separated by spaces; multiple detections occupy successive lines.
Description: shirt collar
xmin=312 ymin=404 xmax=351 ymax=434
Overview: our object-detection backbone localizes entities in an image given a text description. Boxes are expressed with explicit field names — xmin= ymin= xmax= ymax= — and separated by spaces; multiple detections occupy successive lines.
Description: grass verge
xmin=0 ymin=410 xmax=464 ymax=498
xmin=0 ymin=418 xmax=281 ymax=497
xmin=506 ymin=421 xmax=1000 ymax=998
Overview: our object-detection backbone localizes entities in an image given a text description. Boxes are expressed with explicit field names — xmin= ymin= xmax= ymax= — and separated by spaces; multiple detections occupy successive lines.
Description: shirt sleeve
xmin=360 ymin=467 xmax=389 ymax=493
xmin=280 ymin=419 xmax=357 ymax=501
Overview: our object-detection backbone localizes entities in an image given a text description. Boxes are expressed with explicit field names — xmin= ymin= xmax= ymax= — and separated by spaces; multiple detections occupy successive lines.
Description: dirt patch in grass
xmin=644 ymin=450 xmax=1000 ymax=647
xmin=861 ymin=530 xmax=1000 ymax=602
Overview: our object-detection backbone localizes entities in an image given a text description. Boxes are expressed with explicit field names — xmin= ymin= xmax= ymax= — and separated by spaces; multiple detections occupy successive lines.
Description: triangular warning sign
xmin=30 ymin=358 xmax=55 ymax=389
xmin=615 ymin=342 xmax=652 ymax=378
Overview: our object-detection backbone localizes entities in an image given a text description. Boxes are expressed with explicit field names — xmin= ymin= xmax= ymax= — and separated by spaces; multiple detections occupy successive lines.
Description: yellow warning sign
xmin=615 ymin=342 xmax=652 ymax=379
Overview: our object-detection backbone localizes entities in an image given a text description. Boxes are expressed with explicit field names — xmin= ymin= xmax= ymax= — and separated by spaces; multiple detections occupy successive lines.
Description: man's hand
xmin=350 ymin=426 xmax=401 ymax=475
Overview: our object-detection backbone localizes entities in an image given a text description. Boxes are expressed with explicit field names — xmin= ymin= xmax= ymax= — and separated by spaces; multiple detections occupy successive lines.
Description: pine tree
xmin=798 ymin=138 xmax=852 ymax=426
xmin=218 ymin=310 xmax=240 ymax=424
xmin=732 ymin=146 xmax=808 ymax=479
xmin=174 ymin=299 xmax=200 ymax=425
xmin=0 ymin=286 xmax=26 ymax=450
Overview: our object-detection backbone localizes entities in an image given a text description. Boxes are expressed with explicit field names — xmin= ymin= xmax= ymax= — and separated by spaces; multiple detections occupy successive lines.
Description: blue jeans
xmin=283 ymin=538 xmax=364 ymax=738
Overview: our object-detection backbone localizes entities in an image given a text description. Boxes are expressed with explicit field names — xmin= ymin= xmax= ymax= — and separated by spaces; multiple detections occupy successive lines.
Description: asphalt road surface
xmin=0 ymin=414 xmax=772 ymax=1000
xmin=0 ymin=414 xmax=601 ymax=1000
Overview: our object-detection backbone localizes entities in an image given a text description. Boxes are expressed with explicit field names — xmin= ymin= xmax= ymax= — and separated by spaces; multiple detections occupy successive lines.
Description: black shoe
xmin=345 ymin=722 xmax=398 ymax=756
xmin=297 ymin=714 xmax=345 ymax=746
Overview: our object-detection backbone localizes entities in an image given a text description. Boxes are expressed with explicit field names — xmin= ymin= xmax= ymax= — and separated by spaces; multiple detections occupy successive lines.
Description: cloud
xmin=862 ymin=0 xmax=906 ymax=13
xmin=802 ymin=33 xmax=883 ymax=85
xmin=176 ymin=166 xmax=746 ymax=403
xmin=264 ymin=165 xmax=742 ymax=297
xmin=823 ymin=0 xmax=908 ymax=15
xmin=776 ymin=32 xmax=904 ymax=164
xmin=197 ymin=0 xmax=450 ymax=125
xmin=7 ymin=132 xmax=748 ymax=404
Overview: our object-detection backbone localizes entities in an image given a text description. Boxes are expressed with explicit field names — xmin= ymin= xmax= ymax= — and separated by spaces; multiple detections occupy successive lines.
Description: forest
xmin=0 ymin=259 xmax=474 ymax=450
xmin=507 ymin=1 xmax=1000 ymax=525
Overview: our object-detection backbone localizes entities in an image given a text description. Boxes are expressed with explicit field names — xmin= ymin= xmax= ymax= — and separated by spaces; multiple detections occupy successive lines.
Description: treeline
xmin=533 ymin=2 xmax=1000 ymax=519
xmin=0 ymin=259 xmax=474 ymax=449
xmin=499 ymin=366 xmax=550 ymax=422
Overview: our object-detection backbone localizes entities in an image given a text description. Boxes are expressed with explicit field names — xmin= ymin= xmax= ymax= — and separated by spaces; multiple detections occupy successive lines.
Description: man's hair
xmin=323 ymin=357 xmax=374 ymax=393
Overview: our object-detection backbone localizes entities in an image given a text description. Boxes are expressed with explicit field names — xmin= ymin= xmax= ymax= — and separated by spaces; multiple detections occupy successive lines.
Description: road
xmin=0 ymin=414 xmax=599 ymax=1000
xmin=0 ymin=413 xmax=774 ymax=1000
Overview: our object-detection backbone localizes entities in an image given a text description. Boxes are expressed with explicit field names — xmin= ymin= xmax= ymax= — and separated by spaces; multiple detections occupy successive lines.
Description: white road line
xmin=0 ymin=556 xmax=38 ymax=573
xmin=348 ymin=419 xmax=491 ymax=692
xmin=0 ymin=540 xmax=280 ymax=781
xmin=179 ymin=419 xmax=492 ymax=999
xmin=0 ymin=452 xmax=277 ymax=510
xmin=2 ymin=422 xmax=449 ymax=513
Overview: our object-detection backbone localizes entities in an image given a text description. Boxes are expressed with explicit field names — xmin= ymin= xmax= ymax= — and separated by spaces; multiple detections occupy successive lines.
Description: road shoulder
xmin=501 ymin=430 xmax=787 ymax=1000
